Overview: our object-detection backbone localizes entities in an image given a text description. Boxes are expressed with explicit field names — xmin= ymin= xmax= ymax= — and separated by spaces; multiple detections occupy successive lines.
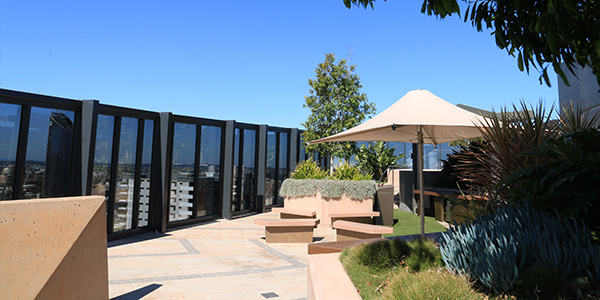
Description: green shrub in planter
xmin=440 ymin=201 xmax=600 ymax=294
xmin=354 ymin=239 xmax=443 ymax=272
xmin=332 ymin=162 xmax=372 ymax=181
xmin=356 ymin=239 xmax=411 ymax=270
xmin=279 ymin=179 xmax=376 ymax=200
xmin=404 ymin=240 xmax=444 ymax=272
xmin=290 ymin=158 xmax=328 ymax=179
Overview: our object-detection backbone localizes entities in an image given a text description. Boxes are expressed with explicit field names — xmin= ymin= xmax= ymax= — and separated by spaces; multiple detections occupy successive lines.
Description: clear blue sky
xmin=0 ymin=0 xmax=557 ymax=128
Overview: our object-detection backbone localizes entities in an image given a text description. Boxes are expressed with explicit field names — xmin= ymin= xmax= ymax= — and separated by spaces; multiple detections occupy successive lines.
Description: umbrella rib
xmin=421 ymin=126 xmax=437 ymax=146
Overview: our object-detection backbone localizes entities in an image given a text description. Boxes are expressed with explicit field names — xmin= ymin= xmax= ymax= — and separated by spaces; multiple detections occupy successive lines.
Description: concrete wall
xmin=558 ymin=65 xmax=600 ymax=117
xmin=0 ymin=196 xmax=108 ymax=300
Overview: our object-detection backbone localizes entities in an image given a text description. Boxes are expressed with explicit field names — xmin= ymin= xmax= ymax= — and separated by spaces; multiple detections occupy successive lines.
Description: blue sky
xmin=0 ymin=0 xmax=557 ymax=128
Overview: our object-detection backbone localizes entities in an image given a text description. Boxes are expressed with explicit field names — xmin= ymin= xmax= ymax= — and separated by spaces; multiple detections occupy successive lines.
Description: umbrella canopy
xmin=308 ymin=89 xmax=488 ymax=239
xmin=308 ymin=89 xmax=488 ymax=146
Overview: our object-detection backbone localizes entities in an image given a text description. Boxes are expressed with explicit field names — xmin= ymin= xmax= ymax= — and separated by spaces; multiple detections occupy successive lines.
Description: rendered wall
xmin=0 ymin=196 xmax=108 ymax=300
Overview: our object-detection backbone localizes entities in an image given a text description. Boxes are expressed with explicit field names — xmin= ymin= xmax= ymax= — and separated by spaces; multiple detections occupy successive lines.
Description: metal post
xmin=289 ymin=128 xmax=298 ymax=172
xmin=221 ymin=120 xmax=235 ymax=220
xmin=156 ymin=112 xmax=172 ymax=233
xmin=81 ymin=100 xmax=99 ymax=195
xmin=256 ymin=125 xmax=267 ymax=213
xmin=417 ymin=125 xmax=425 ymax=240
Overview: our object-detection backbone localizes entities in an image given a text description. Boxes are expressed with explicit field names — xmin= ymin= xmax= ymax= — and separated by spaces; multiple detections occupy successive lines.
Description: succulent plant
xmin=440 ymin=201 xmax=600 ymax=294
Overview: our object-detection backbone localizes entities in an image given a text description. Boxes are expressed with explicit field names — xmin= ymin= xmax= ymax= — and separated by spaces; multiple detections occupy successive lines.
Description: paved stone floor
xmin=108 ymin=211 xmax=337 ymax=300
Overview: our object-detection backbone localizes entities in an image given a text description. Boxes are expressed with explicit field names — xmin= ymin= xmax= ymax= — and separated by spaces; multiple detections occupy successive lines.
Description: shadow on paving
xmin=111 ymin=284 xmax=162 ymax=300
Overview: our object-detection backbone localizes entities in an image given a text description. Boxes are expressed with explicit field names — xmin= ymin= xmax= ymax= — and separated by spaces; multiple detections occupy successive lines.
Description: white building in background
xmin=558 ymin=65 xmax=600 ymax=118
xmin=113 ymin=178 xmax=151 ymax=230
xmin=112 ymin=175 xmax=199 ymax=226
xmin=138 ymin=179 xmax=150 ymax=226
xmin=169 ymin=177 xmax=194 ymax=221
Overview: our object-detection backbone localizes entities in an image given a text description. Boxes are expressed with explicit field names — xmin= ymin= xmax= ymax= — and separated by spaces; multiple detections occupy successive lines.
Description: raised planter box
xmin=0 ymin=196 xmax=108 ymax=300
xmin=280 ymin=179 xmax=377 ymax=228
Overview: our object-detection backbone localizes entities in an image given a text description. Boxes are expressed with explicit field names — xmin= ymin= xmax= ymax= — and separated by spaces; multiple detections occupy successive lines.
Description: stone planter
xmin=280 ymin=179 xmax=377 ymax=228
xmin=284 ymin=191 xmax=374 ymax=227
xmin=0 ymin=196 xmax=108 ymax=300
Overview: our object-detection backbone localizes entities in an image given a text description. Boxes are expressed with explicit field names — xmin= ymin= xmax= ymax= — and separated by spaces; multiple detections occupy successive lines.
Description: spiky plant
xmin=452 ymin=101 xmax=559 ymax=202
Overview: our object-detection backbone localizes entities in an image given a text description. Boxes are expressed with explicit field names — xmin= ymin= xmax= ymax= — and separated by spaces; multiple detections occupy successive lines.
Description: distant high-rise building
xmin=43 ymin=112 xmax=73 ymax=197
xmin=558 ymin=65 xmax=600 ymax=119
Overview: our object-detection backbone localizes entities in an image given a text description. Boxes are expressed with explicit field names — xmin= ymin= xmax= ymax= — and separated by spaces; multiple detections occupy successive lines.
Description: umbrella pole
xmin=418 ymin=126 xmax=425 ymax=240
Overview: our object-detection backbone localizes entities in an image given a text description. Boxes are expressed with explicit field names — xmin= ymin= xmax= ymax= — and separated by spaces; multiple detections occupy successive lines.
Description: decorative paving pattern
xmin=248 ymin=239 xmax=305 ymax=267
xmin=108 ymin=212 xmax=336 ymax=299
xmin=109 ymin=239 xmax=304 ymax=285
xmin=108 ymin=238 xmax=200 ymax=258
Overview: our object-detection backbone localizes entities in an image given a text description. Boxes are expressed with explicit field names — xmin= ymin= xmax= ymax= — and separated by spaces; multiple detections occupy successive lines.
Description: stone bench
xmin=329 ymin=211 xmax=380 ymax=227
xmin=272 ymin=207 xmax=316 ymax=219
xmin=333 ymin=220 xmax=393 ymax=241
xmin=255 ymin=218 xmax=320 ymax=243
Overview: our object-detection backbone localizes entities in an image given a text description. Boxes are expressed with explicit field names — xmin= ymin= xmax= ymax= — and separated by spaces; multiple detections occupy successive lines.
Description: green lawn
xmin=383 ymin=209 xmax=448 ymax=237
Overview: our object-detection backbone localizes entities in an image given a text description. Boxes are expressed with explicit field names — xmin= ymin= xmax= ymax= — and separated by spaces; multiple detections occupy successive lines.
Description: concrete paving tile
xmin=108 ymin=211 xmax=338 ymax=299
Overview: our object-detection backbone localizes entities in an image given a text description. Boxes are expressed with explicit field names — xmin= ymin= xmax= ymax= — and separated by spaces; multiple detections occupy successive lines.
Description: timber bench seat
xmin=271 ymin=207 xmax=316 ymax=219
xmin=333 ymin=220 xmax=393 ymax=241
xmin=254 ymin=218 xmax=320 ymax=243
xmin=329 ymin=211 xmax=380 ymax=226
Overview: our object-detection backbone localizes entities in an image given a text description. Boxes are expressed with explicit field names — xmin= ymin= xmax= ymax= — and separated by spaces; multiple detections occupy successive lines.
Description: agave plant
xmin=440 ymin=201 xmax=600 ymax=294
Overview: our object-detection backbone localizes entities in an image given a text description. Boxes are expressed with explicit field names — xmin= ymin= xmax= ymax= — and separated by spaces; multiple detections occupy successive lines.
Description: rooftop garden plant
xmin=355 ymin=141 xmax=403 ymax=182
xmin=441 ymin=201 xmax=600 ymax=297
xmin=283 ymin=159 xmax=377 ymax=199
xmin=341 ymin=238 xmax=486 ymax=299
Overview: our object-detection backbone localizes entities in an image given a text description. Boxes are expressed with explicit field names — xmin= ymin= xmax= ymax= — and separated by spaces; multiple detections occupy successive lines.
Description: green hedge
xmin=279 ymin=179 xmax=376 ymax=200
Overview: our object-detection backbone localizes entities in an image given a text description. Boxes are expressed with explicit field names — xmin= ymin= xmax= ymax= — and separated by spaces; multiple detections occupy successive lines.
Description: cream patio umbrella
xmin=308 ymin=89 xmax=488 ymax=239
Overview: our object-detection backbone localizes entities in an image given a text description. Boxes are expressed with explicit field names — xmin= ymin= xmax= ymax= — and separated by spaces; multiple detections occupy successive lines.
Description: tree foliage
xmin=343 ymin=0 xmax=600 ymax=87
xmin=301 ymin=53 xmax=376 ymax=164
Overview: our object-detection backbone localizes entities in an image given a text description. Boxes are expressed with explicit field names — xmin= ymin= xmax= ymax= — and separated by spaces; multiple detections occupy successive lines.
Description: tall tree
xmin=344 ymin=0 xmax=600 ymax=87
xmin=302 ymin=53 xmax=376 ymax=173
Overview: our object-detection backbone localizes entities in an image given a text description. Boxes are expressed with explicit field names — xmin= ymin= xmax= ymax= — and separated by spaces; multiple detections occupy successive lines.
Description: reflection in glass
xmin=114 ymin=117 xmax=138 ymax=232
xmin=439 ymin=143 xmax=458 ymax=166
xmin=170 ymin=123 xmax=195 ymax=221
xmin=198 ymin=125 xmax=221 ymax=217
xmin=241 ymin=129 xmax=256 ymax=210
xmin=265 ymin=132 xmax=277 ymax=206
xmin=388 ymin=142 xmax=412 ymax=169
xmin=423 ymin=144 xmax=438 ymax=170
xmin=92 ymin=115 xmax=114 ymax=208
xmin=277 ymin=133 xmax=288 ymax=205
xmin=298 ymin=134 xmax=306 ymax=163
xmin=23 ymin=107 xmax=74 ymax=199
xmin=138 ymin=120 xmax=153 ymax=227
xmin=0 ymin=104 xmax=21 ymax=200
